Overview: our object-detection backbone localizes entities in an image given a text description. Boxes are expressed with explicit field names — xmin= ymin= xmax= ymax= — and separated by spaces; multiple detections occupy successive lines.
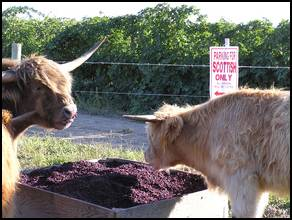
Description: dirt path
xmin=26 ymin=112 xmax=149 ymax=151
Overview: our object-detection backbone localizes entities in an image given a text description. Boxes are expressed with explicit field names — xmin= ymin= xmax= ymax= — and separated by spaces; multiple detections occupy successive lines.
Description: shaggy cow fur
xmin=2 ymin=56 xmax=75 ymax=218
xmin=2 ymin=40 xmax=104 ymax=217
xmin=2 ymin=56 xmax=75 ymax=125
xmin=143 ymin=88 xmax=290 ymax=218
xmin=2 ymin=57 xmax=75 ymax=218
xmin=2 ymin=111 xmax=19 ymax=217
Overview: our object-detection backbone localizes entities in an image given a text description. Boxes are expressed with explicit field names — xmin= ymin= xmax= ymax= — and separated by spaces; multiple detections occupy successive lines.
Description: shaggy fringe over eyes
xmin=154 ymin=104 xmax=186 ymax=152
xmin=16 ymin=55 xmax=73 ymax=94
xmin=154 ymin=103 xmax=193 ymax=119
xmin=160 ymin=116 xmax=184 ymax=145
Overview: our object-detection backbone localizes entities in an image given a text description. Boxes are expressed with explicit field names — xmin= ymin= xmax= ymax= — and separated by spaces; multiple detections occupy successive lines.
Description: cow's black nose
xmin=63 ymin=104 xmax=77 ymax=119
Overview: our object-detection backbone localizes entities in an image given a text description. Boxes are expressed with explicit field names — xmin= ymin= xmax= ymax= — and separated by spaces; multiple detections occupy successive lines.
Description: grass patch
xmin=227 ymin=194 xmax=290 ymax=218
xmin=263 ymin=194 xmax=290 ymax=218
xmin=18 ymin=135 xmax=144 ymax=170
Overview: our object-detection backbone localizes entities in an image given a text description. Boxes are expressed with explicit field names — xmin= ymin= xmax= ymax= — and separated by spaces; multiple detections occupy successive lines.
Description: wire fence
xmin=59 ymin=60 xmax=290 ymax=69
xmin=73 ymin=90 xmax=209 ymax=99
xmin=68 ymin=60 xmax=290 ymax=99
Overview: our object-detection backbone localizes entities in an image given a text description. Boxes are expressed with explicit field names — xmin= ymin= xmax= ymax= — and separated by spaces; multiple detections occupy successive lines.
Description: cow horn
xmin=123 ymin=115 xmax=162 ymax=122
xmin=2 ymin=70 xmax=17 ymax=83
xmin=60 ymin=37 xmax=107 ymax=72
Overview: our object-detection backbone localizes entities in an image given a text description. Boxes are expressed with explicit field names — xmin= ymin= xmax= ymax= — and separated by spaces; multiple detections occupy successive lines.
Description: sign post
xmin=209 ymin=40 xmax=239 ymax=99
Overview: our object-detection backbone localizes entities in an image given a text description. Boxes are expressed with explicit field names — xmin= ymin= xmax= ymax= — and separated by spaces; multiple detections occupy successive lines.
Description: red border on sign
xmin=209 ymin=47 xmax=239 ymax=98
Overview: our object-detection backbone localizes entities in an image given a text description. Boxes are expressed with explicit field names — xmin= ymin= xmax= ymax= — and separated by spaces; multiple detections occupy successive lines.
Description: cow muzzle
xmin=54 ymin=104 xmax=77 ymax=130
xmin=63 ymin=104 xmax=77 ymax=120
xmin=144 ymin=150 xmax=160 ymax=170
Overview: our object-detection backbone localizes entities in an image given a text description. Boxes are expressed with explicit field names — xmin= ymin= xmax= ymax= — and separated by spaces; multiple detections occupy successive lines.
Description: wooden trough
xmin=14 ymin=159 xmax=229 ymax=218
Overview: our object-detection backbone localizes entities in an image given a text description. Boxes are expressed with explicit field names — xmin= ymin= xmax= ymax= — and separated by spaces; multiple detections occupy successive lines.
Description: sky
xmin=2 ymin=2 xmax=290 ymax=26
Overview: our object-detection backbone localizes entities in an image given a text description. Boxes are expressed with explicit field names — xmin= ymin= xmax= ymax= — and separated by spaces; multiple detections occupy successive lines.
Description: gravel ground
xmin=26 ymin=112 xmax=149 ymax=150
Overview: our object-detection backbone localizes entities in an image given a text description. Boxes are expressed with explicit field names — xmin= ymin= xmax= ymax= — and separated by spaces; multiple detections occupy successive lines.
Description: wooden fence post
xmin=11 ymin=42 xmax=22 ymax=61
xmin=224 ymin=38 xmax=230 ymax=47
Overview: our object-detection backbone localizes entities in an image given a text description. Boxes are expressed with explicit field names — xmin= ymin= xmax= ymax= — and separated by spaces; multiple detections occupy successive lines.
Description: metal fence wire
xmin=63 ymin=60 xmax=290 ymax=99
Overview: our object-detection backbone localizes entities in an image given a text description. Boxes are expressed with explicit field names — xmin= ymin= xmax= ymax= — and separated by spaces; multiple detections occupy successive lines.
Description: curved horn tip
xmin=123 ymin=115 xmax=161 ymax=122
xmin=59 ymin=37 xmax=108 ymax=72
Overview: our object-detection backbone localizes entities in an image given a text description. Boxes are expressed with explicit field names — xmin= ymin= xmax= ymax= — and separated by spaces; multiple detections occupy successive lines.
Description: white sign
xmin=209 ymin=46 xmax=239 ymax=98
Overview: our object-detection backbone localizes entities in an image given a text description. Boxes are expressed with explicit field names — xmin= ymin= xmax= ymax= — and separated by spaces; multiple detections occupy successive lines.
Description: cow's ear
xmin=161 ymin=116 xmax=183 ymax=144
xmin=2 ymin=70 xmax=17 ymax=83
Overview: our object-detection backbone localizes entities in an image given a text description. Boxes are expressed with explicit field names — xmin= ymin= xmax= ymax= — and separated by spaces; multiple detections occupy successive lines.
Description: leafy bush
xmin=2 ymin=4 xmax=290 ymax=113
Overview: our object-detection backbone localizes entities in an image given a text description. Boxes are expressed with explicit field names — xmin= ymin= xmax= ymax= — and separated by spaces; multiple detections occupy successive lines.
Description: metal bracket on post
xmin=11 ymin=42 xmax=22 ymax=61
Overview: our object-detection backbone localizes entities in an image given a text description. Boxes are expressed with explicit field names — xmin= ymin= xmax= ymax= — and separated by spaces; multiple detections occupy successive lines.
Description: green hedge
xmin=2 ymin=4 xmax=290 ymax=113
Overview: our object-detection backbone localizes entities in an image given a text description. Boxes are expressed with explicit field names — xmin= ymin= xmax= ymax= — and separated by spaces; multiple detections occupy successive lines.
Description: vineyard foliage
xmin=2 ymin=4 xmax=290 ymax=113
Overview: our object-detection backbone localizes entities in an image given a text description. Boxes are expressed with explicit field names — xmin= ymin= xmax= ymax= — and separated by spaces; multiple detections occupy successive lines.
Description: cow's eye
xmin=35 ymin=86 xmax=42 ymax=91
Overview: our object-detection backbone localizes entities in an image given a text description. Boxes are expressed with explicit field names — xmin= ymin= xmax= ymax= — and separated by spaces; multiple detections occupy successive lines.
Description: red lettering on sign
xmin=210 ymin=47 xmax=239 ymax=99
xmin=215 ymin=91 xmax=225 ymax=96
xmin=228 ymin=74 xmax=232 ymax=81
xmin=215 ymin=74 xmax=227 ymax=81
xmin=212 ymin=61 xmax=237 ymax=73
